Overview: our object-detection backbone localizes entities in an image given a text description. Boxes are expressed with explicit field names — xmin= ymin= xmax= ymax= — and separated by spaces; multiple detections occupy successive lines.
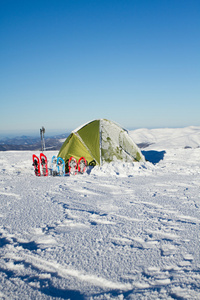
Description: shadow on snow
xmin=142 ymin=150 xmax=166 ymax=164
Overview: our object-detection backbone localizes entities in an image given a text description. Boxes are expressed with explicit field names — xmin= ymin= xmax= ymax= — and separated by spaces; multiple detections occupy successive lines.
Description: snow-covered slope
xmin=0 ymin=127 xmax=200 ymax=299
xmin=130 ymin=126 xmax=200 ymax=150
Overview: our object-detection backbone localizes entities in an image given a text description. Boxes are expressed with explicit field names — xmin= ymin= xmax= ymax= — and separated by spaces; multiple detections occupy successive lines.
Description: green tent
xmin=58 ymin=119 xmax=145 ymax=167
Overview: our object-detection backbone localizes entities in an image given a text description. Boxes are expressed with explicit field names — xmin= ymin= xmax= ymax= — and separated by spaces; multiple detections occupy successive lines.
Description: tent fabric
xmin=58 ymin=133 xmax=95 ymax=165
xmin=58 ymin=119 xmax=145 ymax=166
xmin=77 ymin=119 xmax=100 ymax=164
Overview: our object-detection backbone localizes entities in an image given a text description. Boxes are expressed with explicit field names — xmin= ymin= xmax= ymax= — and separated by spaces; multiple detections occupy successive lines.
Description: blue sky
xmin=0 ymin=0 xmax=200 ymax=136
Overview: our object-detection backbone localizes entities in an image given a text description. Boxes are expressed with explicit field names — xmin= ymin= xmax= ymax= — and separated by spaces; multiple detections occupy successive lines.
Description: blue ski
xmin=57 ymin=157 xmax=65 ymax=176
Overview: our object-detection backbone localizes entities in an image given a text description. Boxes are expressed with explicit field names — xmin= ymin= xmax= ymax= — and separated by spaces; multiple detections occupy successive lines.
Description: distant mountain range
xmin=1 ymin=126 xmax=199 ymax=152
xmin=0 ymin=133 xmax=69 ymax=151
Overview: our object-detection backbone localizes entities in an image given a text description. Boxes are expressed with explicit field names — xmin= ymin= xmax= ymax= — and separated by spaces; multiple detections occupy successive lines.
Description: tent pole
xmin=99 ymin=119 xmax=102 ymax=166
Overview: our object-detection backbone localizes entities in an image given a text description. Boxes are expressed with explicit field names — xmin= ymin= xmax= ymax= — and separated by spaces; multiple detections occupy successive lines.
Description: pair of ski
xmin=50 ymin=156 xmax=65 ymax=177
xmin=68 ymin=156 xmax=87 ymax=175
xmin=32 ymin=153 xmax=48 ymax=176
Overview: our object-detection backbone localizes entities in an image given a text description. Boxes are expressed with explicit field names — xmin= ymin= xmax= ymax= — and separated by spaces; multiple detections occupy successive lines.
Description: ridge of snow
xmin=129 ymin=126 xmax=200 ymax=150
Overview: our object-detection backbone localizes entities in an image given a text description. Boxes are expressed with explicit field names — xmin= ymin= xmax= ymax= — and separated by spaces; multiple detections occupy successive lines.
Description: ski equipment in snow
xmin=32 ymin=154 xmax=41 ymax=176
xmin=40 ymin=153 xmax=48 ymax=176
xmin=57 ymin=157 xmax=65 ymax=176
xmin=40 ymin=126 xmax=46 ymax=152
xmin=68 ymin=156 xmax=77 ymax=175
xmin=50 ymin=155 xmax=57 ymax=176
xmin=78 ymin=157 xmax=87 ymax=174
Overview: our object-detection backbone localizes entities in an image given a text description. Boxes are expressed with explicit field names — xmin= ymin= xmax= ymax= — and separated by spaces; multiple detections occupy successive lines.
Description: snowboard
xmin=40 ymin=153 xmax=48 ymax=176
xmin=57 ymin=157 xmax=65 ymax=176
xmin=68 ymin=156 xmax=77 ymax=175
xmin=50 ymin=155 xmax=58 ymax=176
xmin=78 ymin=157 xmax=87 ymax=174
xmin=32 ymin=154 xmax=41 ymax=176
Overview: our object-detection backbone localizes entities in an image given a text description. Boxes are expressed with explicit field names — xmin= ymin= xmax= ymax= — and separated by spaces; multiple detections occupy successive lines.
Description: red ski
xmin=40 ymin=153 xmax=48 ymax=176
xmin=68 ymin=156 xmax=77 ymax=175
xmin=32 ymin=154 xmax=41 ymax=176
xmin=78 ymin=157 xmax=87 ymax=173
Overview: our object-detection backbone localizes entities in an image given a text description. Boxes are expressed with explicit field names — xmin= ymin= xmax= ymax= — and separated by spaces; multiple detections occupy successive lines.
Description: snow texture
xmin=0 ymin=126 xmax=200 ymax=299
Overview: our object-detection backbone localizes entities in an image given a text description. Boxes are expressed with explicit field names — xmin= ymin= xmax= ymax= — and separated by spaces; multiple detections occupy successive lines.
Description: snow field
xmin=0 ymin=126 xmax=200 ymax=299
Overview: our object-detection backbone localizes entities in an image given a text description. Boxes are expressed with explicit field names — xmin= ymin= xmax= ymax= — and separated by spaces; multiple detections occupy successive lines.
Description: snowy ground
xmin=0 ymin=127 xmax=200 ymax=300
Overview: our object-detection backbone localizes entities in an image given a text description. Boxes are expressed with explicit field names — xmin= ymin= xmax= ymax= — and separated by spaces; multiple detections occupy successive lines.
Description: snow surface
xmin=0 ymin=126 xmax=200 ymax=300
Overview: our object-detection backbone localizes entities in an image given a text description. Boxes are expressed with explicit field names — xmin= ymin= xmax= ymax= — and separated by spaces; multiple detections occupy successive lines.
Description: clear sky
xmin=0 ymin=0 xmax=200 ymax=136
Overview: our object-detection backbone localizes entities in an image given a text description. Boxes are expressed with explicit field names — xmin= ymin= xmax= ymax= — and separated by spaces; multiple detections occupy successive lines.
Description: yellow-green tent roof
xmin=58 ymin=119 xmax=145 ymax=166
